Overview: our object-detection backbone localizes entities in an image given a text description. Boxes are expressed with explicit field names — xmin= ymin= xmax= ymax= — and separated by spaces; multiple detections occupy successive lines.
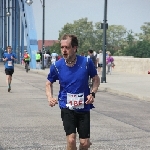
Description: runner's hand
xmin=48 ymin=97 xmax=58 ymax=107
xmin=11 ymin=56 xmax=14 ymax=59
xmin=85 ymin=94 xmax=94 ymax=104
xmin=4 ymin=58 xmax=8 ymax=61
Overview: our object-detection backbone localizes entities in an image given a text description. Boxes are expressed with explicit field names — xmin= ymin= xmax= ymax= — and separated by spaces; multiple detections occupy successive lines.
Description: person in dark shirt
xmin=39 ymin=50 xmax=42 ymax=62
xmin=87 ymin=49 xmax=97 ymax=68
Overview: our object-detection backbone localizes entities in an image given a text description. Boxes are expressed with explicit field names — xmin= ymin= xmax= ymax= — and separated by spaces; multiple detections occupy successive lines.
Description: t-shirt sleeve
xmin=88 ymin=58 xmax=97 ymax=78
xmin=13 ymin=53 xmax=16 ymax=59
xmin=3 ymin=53 xmax=6 ymax=58
xmin=47 ymin=64 xmax=59 ymax=83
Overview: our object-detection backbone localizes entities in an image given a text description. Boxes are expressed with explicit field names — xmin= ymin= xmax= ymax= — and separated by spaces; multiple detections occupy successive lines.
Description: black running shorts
xmin=5 ymin=68 xmax=14 ymax=76
xmin=61 ymin=108 xmax=90 ymax=139
xmin=36 ymin=59 xmax=40 ymax=62
xmin=24 ymin=60 xmax=30 ymax=65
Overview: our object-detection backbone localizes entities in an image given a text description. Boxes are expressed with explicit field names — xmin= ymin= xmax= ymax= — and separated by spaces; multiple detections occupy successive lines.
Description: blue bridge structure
xmin=0 ymin=0 xmax=38 ymax=69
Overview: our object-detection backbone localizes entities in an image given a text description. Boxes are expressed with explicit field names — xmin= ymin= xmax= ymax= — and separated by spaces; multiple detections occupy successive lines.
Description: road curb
xmin=99 ymin=87 xmax=150 ymax=101
xmin=15 ymin=64 xmax=49 ymax=76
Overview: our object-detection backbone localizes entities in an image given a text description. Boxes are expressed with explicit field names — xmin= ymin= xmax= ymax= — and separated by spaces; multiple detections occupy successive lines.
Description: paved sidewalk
xmin=99 ymin=71 xmax=150 ymax=101
xmin=15 ymin=64 xmax=150 ymax=101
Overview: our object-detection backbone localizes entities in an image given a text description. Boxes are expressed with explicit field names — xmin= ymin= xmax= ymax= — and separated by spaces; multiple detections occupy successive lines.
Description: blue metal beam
xmin=15 ymin=0 xmax=20 ymax=64
xmin=18 ymin=0 xmax=38 ymax=69
xmin=0 ymin=0 xmax=39 ymax=67
xmin=0 ymin=0 xmax=4 ymax=61
xmin=21 ymin=21 xmax=24 ymax=61
xmin=4 ymin=0 xmax=7 ymax=50
xmin=8 ymin=0 xmax=10 ymax=46
xmin=12 ymin=0 xmax=15 ymax=53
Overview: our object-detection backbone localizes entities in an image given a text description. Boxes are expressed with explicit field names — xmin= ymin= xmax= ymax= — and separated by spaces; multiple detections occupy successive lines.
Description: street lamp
xmin=25 ymin=0 xmax=33 ymax=6
xmin=101 ymin=0 xmax=108 ymax=83
xmin=25 ymin=0 xmax=45 ymax=70
xmin=6 ymin=12 xmax=11 ymax=17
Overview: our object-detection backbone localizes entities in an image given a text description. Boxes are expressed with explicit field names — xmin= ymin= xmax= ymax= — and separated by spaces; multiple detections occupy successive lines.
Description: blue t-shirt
xmin=3 ymin=53 xmax=16 ymax=69
xmin=47 ymin=55 xmax=97 ymax=111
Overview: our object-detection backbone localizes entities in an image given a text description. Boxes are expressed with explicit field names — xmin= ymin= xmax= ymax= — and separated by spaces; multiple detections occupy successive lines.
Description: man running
xmin=46 ymin=34 xmax=100 ymax=150
xmin=23 ymin=51 xmax=30 ymax=70
xmin=3 ymin=46 xmax=16 ymax=92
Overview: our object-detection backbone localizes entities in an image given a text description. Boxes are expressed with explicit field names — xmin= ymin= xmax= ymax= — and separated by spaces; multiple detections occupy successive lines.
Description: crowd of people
xmin=18 ymin=46 xmax=115 ymax=73
xmin=21 ymin=49 xmax=61 ymax=69
xmin=35 ymin=50 xmax=61 ymax=69
xmin=83 ymin=49 xmax=115 ymax=75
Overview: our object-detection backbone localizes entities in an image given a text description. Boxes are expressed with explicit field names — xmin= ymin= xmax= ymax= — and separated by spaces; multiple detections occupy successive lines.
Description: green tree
xmin=123 ymin=40 xmax=150 ymax=58
xmin=107 ymin=25 xmax=126 ymax=55
xmin=137 ymin=22 xmax=150 ymax=41
xmin=46 ymin=43 xmax=61 ymax=55
xmin=59 ymin=18 xmax=96 ymax=55
xmin=49 ymin=17 xmax=145 ymax=57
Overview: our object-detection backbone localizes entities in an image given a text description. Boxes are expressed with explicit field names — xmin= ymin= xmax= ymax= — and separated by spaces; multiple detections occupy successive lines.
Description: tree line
xmin=47 ymin=18 xmax=150 ymax=58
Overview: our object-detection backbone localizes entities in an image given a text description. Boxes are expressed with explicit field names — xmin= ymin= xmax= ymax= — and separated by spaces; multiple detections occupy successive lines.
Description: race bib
xmin=8 ymin=61 xmax=12 ymax=66
xmin=66 ymin=93 xmax=84 ymax=110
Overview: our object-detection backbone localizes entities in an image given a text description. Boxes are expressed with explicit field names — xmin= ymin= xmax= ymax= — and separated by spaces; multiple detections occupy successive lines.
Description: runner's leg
xmin=7 ymin=75 xmax=11 ymax=92
xmin=9 ymin=75 xmax=12 ymax=90
xmin=66 ymin=133 xmax=77 ymax=150
xmin=61 ymin=109 xmax=77 ymax=150
xmin=79 ymin=138 xmax=92 ymax=150
xmin=77 ymin=111 xmax=91 ymax=150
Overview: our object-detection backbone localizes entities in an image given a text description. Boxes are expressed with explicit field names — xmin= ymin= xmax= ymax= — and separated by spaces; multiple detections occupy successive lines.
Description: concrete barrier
xmin=113 ymin=56 xmax=150 ymax=75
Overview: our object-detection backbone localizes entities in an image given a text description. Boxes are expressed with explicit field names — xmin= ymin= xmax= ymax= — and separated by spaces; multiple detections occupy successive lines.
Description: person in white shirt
xmin=51 ymin=51 xmax=58 ymax=64
xmin=44 ymin=52 xmax=50 ymax=68
xmin=97 ymin=50 xmax=103 ymax=73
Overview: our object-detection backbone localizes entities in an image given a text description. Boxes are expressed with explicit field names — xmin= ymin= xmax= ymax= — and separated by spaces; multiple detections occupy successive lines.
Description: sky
xmin=32 ymin=0 xmax=150 ymax=40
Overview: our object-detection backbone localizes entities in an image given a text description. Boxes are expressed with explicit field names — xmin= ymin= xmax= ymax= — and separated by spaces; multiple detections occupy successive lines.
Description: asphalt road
xmin=0 ymin=64 xmax=150 ymax=150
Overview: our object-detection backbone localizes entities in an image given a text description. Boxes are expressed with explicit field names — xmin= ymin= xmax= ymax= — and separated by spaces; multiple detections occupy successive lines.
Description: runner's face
xmin=7 ymin=47 xmax=12 ymax=53
xmin=60 ymin=38 xmax=76 ymax=60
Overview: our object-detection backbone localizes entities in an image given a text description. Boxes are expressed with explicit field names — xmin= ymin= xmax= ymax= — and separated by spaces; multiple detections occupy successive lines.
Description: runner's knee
xmin=67 ymin=135 xmax=76 ymax=146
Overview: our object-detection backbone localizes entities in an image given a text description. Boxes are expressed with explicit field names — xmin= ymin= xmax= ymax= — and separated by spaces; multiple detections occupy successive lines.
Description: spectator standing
xmin=39 ymin=50 xmax=42 ymax=62
xmin=51 ymin=51 xmax=58 ymax=64
xmin=35 ymin=51 xmax=41 ymax=69
xmin=44 ymin=51 xmax=50 ymax=68
xmin=106 ymin=53 xmax=114 ymax=74
xmin=87 ymin=49 xmax=97 ymax=68
xmin=97 ymin=50 xmax=103 ymax=74
xmin=93 ymin=50 xmax=97 ymax=58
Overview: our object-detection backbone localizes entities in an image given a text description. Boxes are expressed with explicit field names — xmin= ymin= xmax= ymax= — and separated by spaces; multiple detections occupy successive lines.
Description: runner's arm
xmin=46 ymin=80 xmax=53 ymax=98
xmin=3 ymin=58 xmax=7 ymax=61
xmin=91 ymin=75 xmax=100 ymax=93
xmin=45 ymin=80 xmax=57 ymax=107
xmin=11 ymin=57 xmax=17 ymax=61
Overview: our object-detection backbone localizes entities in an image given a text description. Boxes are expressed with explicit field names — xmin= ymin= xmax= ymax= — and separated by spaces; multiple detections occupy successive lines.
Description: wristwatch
xmin=90 ymin=92 xmax=95 ymax=98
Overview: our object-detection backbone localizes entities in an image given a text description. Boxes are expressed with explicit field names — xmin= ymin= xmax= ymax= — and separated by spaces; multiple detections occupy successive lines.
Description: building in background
xmin=38 ymin=40 xmax=59 ymax=50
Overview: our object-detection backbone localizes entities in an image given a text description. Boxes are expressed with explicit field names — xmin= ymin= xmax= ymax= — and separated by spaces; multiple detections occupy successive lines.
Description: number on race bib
xmin=69 ymin=100 xmax=83 ymax=106
xmin=8 ymin=61 xmax=12 ymax=66
xmin=67 ymin=93 xmax=84 ymax=109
